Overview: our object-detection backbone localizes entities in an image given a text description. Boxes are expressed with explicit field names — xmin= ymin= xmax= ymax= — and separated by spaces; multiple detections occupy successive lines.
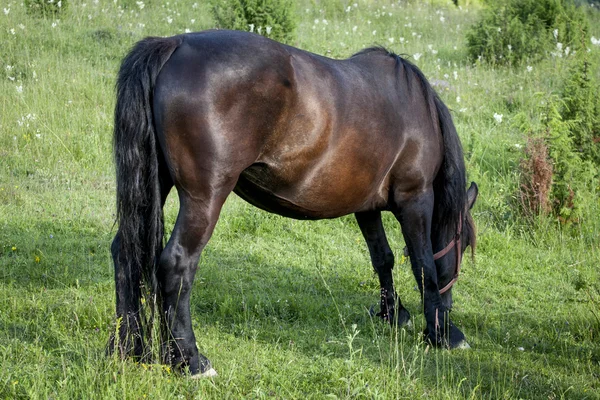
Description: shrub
xmin=210 ymin=0 xmax=296 ymax=43
xmin=561 ymin=53 xmax=600 ymax=166
xmin=24 ymin=0 xmax=68 ymax=17
xmin=519 ymin=137 xmax=553 ymax=218
xmin=517 ymin=95 xmax=597 ymax=223
xmin=466 ymin=0 xmax=589 ymax=65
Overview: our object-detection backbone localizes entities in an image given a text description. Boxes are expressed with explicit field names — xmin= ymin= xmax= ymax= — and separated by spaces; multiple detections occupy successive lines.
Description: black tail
xmin=112 ymin=36 xmax=181 ymax=354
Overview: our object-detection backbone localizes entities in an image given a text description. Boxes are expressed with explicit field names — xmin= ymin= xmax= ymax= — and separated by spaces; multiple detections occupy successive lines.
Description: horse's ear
xmin=466 ymin=182 xmax=478 ymax=210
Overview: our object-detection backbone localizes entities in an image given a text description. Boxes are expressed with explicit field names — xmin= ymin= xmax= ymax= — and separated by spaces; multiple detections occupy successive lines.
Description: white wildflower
xmin=352 ymin=26 xmax=357 ymax=33
xmin=5 ymin=65 xmax=13 ymax=71
xmin=526 ymin=65 xmax=533 ymax=72
xmin=440 ymin=16 xmax=445 ymax=22
xmin=388 ymin=37 xmax=394 ymax=44
xmin=322 ymin=19 xmax=328 ymax=25
xmin=16 ymin=85 xmax=23 ymax=93
xmin=248 ymin=23 xmax=254 ymax=32
xmin=3 ymin=8 xmax=9 ymax=15
xmin=591 ymin=37 xmax=600 ymax=46
xmin=456 ymin=96 xmax=461 ymax=103
xmin=507 ymin=44 xmax=512 ymax=51
xmin=372 ymin=30 xmax=376 ymax=35
xmin=314 ymin=19 xmax=319 ymax=24
xmin=553 ymin=29 xmax=558 ymax=40
xmin=190 ymin=19 xmax=195 ymax=24
xmin=166 ymin=16 xmax=172 ymax=24
xmin=399 ymin=37 xmax=405 ymax=43
xmin=266 ymin=26 xmax=272 ymax=35
xmin=184 ymin=28 xmax=191 ymax=33
xmin=556 ymin=42 xmax=563 ymax=51
xmin=9 ymin=28 xmax=15 ymax=35
xmin=565 ymin=46 xmax=570 ymax=56
xmin=413 ymin=53 xmax=422 ymax=61
xmin=453 ymin=70 xmax=458 ymax=80
xmin=493 ymin=113 xmax=503 ymax=124
xmin=136 ymin=1 xmax=144 ymax=10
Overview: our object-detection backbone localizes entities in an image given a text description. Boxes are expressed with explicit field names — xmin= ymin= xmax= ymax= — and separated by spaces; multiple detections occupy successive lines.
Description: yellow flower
xmin=11 ymin=246 xmax=17 ymax=251
xmin=35 ymin=255 xmax=40 ymax=263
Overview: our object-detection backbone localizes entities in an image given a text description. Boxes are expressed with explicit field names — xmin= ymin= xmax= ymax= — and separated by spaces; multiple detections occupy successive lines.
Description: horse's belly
xmin=233 ymin=161 xmax=388 ymax=220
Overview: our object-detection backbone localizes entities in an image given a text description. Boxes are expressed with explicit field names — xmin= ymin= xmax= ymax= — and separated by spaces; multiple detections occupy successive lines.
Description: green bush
xmin=210 ymin=0 xmax=296 ymax=43
xmin=561 ymin=53 xmax=600 ymax=166
xmin=466 ymin=0 xmax=589 ymax=65
xmin=517 ymin=94 xmax=598 ymax=223
xmin=24 ymin=0 xmax=68 ymax=17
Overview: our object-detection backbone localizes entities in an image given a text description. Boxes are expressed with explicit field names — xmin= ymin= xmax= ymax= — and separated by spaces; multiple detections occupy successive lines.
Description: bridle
xmin=433 ymin=212 xmax=462 ymax=294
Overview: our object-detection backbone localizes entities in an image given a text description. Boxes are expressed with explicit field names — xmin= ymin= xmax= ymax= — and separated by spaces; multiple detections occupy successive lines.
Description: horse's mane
xmin=353 ymin=46 xmax=475 ymax=250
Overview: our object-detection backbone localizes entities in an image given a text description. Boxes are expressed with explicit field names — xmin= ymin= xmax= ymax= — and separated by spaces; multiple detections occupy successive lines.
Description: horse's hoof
xmin=191 ymin=368 xmax=218 ymax=379
xmin=454 ymin=340 xmax=470 ymax=350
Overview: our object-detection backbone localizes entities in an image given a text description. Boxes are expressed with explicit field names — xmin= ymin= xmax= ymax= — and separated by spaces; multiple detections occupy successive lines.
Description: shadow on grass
xmin=190 ymin=246 xmax=599 ymax=398
xmin=0 ymin=219 xmax=114 ymax=289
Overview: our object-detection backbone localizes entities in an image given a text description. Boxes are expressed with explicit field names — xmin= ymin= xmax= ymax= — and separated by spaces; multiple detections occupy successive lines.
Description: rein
xmin=433 ymin=212 xmax=462 ymax=295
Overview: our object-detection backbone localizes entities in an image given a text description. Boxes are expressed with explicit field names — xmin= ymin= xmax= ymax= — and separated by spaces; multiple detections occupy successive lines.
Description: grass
xmin=1 ymin=0 xmax=600 ymax=398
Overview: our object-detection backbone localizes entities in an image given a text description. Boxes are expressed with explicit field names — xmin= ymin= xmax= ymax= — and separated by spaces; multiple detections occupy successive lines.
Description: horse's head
xmin=435 ymin=181 xmax=478 ymax=309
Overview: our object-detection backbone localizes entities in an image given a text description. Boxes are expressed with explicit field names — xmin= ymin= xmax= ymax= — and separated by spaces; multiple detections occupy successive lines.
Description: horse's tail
xmin=113 ymin=36 xmax=181 ymax=350
xmin=432 ymin=93 xmax=466 ymax=231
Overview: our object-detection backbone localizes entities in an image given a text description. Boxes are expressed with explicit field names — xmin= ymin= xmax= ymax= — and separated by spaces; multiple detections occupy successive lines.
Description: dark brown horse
xmin=110 ymin=30 xmax=478 ymax=377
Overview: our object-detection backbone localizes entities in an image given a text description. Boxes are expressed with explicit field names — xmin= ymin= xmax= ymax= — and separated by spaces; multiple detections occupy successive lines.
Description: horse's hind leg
xmin=355 ymin=211 xmax=411 ymax=326
xmin=157 ymin=185 xmax=232 ymax=376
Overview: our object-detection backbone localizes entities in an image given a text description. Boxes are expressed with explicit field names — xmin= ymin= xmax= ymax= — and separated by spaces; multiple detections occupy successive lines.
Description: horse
xmin=110 ymin=29 xmax=478 ymax=377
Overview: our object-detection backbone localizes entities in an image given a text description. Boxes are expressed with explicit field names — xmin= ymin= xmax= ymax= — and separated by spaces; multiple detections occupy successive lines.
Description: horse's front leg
xmin=355 ymin=211 xmax=411 ymax=326
xmin=392 ymin=189 xmax=466 ymax=348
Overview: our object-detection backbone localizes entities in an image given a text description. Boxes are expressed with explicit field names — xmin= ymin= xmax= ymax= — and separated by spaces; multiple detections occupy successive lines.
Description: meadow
xmin=1 ymin=0 xmax=599 ymax=398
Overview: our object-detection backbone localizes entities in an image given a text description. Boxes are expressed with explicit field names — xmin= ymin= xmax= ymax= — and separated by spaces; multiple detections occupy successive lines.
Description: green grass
xmin=1 ymin=0 xmax=600 ymax=398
